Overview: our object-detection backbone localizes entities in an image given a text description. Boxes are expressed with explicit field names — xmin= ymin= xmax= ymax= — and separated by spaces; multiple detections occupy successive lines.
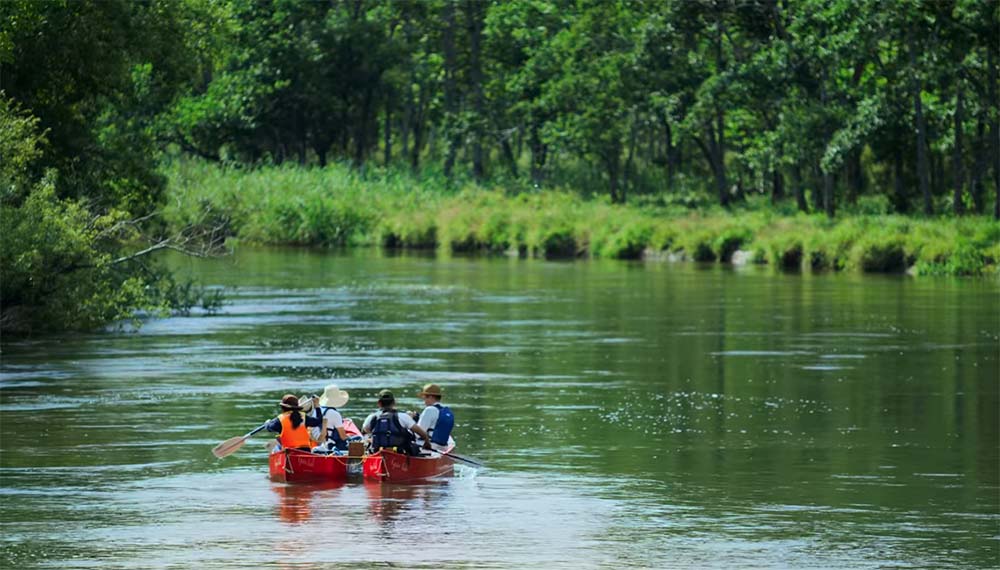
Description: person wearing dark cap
xmin=414 ymin=383 xmax=455 ymax=450
xmin=265 ymin=394 xmax=322 ymax=451
xmin=362 ymin=390 xmax=429 ymax=455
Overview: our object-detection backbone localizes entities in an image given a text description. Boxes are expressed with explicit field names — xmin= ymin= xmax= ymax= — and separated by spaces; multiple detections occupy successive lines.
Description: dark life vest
xmin=315 ymin=406 xmax=347 ymax=450
xmin=371 ymin=410 xmax=411 ymax=451
xmin=429 ymin=403 xmax=455 ymax=446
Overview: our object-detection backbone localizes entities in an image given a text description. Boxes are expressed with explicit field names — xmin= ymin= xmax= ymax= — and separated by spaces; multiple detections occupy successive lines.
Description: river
xmin=1 ymin=248 xmax=998 ymax=568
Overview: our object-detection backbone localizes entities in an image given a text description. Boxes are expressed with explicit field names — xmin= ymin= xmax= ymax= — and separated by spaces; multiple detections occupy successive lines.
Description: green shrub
xmin=713 ymin=226 xmax=752 ymax=262
xmin=540 ymin=228 xmax=578 ymax=258
xmin=161 ymin=159 xmax=999 ymax=277
xmin=850 ymin=236 xmax=907 ymax=272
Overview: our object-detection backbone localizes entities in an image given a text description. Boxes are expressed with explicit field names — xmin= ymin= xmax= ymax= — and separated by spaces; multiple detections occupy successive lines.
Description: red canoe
xmin=268 ymin=419 xmax=365 ymax=483
xmin=269 ymin=448 xmax=363 ymax=483
xmin=362 ymin=444 xmax=456 ymax=483
xmin=268 ymin=419 xmax=458 ymax=484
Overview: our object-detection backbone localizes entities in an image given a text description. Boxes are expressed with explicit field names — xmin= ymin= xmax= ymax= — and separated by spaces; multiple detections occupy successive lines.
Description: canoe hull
xmin=267 ymin=418 xmax=366 ymax=483
xmin=363 ymin=447 xmax=455 ymax=483
xmin=269 ymin=449 xmax=363 ymax=483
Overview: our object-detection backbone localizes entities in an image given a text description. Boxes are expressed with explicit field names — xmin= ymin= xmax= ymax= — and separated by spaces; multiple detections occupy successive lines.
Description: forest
xmin=1 ymin=0 xmax=999 ymax=332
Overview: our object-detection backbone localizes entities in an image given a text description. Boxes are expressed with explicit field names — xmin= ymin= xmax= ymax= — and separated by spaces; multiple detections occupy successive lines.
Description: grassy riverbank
xmin=165 ymin=161 xmax=1000 ymax=276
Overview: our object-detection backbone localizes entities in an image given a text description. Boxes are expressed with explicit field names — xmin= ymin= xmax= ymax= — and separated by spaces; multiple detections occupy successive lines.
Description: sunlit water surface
xmin=2 ymin=249 xmax=998 ymax=568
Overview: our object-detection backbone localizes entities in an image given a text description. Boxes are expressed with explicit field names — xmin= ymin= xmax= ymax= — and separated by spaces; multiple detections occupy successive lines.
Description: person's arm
xmin=264 ymin=418 xmax=281 ymax=433
xmin=410 ymin=423 xmax=429 ymax=442
xmin=329 ymin=410 xmax=347 ymax=440
xmin=362 ymin=413 xmax=374 ymax=434
xmin=417 ymin=406 xmax=437 ymax=431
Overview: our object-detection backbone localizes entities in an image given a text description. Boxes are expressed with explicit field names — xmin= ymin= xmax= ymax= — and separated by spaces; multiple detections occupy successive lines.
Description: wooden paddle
xmin=211 ymin=423 xmax=269 ymax=458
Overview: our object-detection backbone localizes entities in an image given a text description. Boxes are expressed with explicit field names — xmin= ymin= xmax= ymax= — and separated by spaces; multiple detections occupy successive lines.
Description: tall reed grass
xmin=164 ymin=160 xmax=1000 ymax=277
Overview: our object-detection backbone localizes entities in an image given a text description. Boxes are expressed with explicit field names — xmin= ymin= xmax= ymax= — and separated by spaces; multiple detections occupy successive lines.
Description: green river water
xmin=1 ymin=248 xmax=998 ymax=569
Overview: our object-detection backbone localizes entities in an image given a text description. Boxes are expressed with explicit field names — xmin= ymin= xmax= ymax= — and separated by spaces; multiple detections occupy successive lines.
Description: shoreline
xmin=166 ymin=161 xmax=1000 ymax=278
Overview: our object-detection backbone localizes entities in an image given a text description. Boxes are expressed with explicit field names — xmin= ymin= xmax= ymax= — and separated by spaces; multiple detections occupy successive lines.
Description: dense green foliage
xmin=0 ymin=1 xmax=221 ymax=332
xmin=166 ymin=160 xmax=999 ymax=276
xmin=162 ymin=0 xmax=1000 ymax=216
xmin=2 ymin=0 xmax=999 ymax=333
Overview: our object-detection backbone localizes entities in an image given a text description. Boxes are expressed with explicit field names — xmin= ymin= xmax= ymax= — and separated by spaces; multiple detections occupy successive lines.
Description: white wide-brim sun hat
xmin=318 ymin=384 xmax=349 ymax=408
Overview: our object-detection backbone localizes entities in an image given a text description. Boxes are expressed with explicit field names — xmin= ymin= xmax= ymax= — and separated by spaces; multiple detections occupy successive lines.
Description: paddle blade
xmin=212 ymin=435 xmax=248 ymax=459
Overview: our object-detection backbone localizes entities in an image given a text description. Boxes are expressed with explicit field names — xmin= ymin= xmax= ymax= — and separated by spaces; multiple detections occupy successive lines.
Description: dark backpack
xmin=371 ymin=411 xmax=412 ymax=452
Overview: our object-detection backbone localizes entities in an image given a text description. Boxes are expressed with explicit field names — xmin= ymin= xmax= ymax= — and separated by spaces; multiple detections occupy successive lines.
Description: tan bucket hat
xmin=318 ymin=384 xmax=349 ymax=408
xmin=417 ymin=383 xmax=443 ymax=397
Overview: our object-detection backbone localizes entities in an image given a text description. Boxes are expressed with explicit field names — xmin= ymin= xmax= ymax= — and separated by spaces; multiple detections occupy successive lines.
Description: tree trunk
xmin=354 ymin=87 xmax=373 ymax=167
xmin=712 ymin=22 xmax=728 ymax=207
xmin=442 ymin=0 xmax=460 ymax=178
xmin=401 ymin=86 xmax=412 ymax=161
xmin=606 ymin=154 xmax=621 ymax=203
xmin=910 ymin=36 xmax=932 ymax=215
xmin=410 ymin=120 xmax=423 ymax=171
xmin=466 ymin=0 xmax=485 ymax=179
xmin=823 ymin=170 xmax=835 ymax=218
xmin=384 ymin=94 xmax=393 ymax=166
xmin=314 ymin=141 xmax=330 ymax=167
xmin=953 ymin=80 xmax=965 ymax=215
xmin=501 ymin=136 xmax=518 ymax=177
xmin=529 ymin=124 xmax=545 ymax=185
xmin=846 ymin=150 xmax=863 ymax=204
xmin=695 ymin=122 xmax=729 ymax=207
xmin=989 ymin=47 xmax=1000 ymax=220
xmin=792 ymin=165 xmax=808 ymax=212
xmin=645 ymin=124 xmax=655 ymax=163
xmin=971 ymin=116 xmax=986 ymax=213
xmin=622 ymin=118 xmax=638 ymax=201
xmin=893 ymin=147 xmax=908 ymax=213
xmin=771 ymin=169 xmax=784 ymax=204
xmin=715 ymin=109 xmax=728 ymax=207
xmin=410 ymin=81 xmax=429 ymax=172
xmin=339 ymin=111 xmax=349 ymax=155
xmin=662 ymin=117 xmax=675 ymax=188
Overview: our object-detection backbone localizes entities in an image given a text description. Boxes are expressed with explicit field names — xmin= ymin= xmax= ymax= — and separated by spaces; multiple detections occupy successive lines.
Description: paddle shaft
xmin=212 ymin=422 xmax=271 ymax=458
xmin=437 ymin=450 xmax=484 ymax=467
xmin=244 ymin=423 xmax=269 ymax=439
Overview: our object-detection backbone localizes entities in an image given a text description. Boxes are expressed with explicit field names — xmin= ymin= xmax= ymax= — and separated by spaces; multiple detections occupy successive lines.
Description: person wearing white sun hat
xmin=308 ymin=384 xmax=350 ymax=451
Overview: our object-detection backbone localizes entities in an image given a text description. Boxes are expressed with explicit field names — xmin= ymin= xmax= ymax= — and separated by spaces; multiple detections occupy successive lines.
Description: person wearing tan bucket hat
xmin=307 ymin=385 xmax=350 ymax=451
xmin=414 ymin=383 xmax=455 ymax=449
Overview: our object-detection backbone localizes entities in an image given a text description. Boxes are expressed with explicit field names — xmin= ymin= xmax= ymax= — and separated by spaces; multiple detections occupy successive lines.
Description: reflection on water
xmin=272 ymin=481 xmax=345 ymax=525
xmin=364 ymin=481 xmax=431 ymax=526
xmin=1 ymin=248 xmax=998 ymax=568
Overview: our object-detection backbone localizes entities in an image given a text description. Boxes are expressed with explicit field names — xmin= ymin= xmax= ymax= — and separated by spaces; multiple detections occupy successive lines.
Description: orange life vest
xmin=278 ymin=412 xmax=312 ymax=449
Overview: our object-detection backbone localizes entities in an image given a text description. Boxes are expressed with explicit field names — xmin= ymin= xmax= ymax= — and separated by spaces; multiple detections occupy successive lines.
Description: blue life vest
xmin=430 ymin=403 xmax=454 ymax=446
xmin=316 ymin=406 xmax=348 ymax=450
xmin=371 ymin=411 xmax=410 ymax=451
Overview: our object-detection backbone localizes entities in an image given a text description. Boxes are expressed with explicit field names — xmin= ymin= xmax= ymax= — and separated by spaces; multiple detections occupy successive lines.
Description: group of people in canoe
xmin=264 ymin=383 xmax=455 ymax=456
